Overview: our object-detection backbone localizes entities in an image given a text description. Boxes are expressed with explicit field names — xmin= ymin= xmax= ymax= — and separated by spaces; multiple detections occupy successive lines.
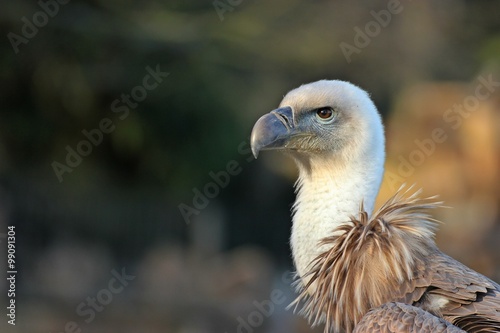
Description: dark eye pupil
xmin=317 ymin=108 xmax=332 ymax=119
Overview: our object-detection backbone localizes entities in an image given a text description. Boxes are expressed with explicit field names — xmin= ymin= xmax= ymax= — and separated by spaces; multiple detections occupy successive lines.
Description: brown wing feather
xmin=369 ymin=222 xmax=500 ymax=332
xmin=353 ymin=302 xmax=465 ymax=333
xmin=420 ymin=252 xmax=500 ymax=332
xmin=354 ymin=302 xmax=464 ymax=333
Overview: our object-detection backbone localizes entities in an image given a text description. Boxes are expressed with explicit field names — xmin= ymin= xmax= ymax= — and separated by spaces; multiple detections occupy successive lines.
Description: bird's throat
xmin=290 ymin=158 xmax=383 ymax=282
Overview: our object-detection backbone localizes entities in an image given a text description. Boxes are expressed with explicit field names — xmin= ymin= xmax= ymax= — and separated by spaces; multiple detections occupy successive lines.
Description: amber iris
xmin=316 ymin=107 xmax=333 ymax=119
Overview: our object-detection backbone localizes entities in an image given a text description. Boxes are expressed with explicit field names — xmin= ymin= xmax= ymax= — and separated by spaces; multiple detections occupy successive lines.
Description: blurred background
xmin=1 ymin=0 xmax=499 ymax=332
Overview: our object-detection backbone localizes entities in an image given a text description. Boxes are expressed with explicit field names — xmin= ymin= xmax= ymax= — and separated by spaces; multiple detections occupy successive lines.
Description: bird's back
xmin=414 ymin=251 xmax=500 ymax=332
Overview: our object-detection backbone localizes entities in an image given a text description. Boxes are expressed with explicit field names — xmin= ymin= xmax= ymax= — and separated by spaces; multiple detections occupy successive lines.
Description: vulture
xmin=250 ymin=80 xmax=500 ymax=333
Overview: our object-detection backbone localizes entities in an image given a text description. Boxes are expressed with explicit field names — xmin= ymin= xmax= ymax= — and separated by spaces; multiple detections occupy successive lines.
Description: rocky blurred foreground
xmin=0 ymin=239 xmax=324 ymax=333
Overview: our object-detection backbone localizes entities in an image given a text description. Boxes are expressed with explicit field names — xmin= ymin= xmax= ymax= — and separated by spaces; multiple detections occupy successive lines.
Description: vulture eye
xmin=315 ymin=107 xmax=336 ymax=122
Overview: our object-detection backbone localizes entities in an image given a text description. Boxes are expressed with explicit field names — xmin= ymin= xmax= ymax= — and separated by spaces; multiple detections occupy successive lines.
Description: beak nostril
xmin=271 ymin=106 xmax=294 ymax=130
xmin=272 ymin=111 xmax=291 ymax=130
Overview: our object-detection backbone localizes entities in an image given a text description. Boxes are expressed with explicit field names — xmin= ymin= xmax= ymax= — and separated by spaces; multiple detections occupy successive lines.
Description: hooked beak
xmin=250 ymin=106 xmax=295 ymax=158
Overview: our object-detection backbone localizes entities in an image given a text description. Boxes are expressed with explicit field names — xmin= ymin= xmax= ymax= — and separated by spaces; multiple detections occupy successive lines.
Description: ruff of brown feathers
xmin=290 ymin=187 xmax=443 ymax=333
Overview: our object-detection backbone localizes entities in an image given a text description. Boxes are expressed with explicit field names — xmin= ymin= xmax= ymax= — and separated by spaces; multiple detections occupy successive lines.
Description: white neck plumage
xmin=290 ymin=147 xmax=385 ymax=282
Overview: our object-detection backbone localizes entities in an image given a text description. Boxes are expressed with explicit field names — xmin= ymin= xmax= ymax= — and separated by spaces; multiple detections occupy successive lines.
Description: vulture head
xmin=251 ymin=80 xmax=385 ymax=177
